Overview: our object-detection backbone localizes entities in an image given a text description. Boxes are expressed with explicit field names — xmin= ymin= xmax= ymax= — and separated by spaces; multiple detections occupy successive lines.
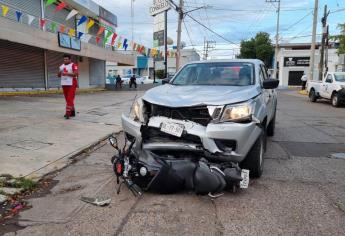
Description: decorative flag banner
xmin=123 ymin=39 xmax=128 ymax=50
xmin=148 ymin=49 xmax=151 ymax=57
xmin=95 ymin=36 xmax=101 ymax=44
xmin=86 ymin=19 xmax=95 ymax=31
xmin=68 ymin=28 xmax=75 ymax=37
xmin=103 ymin=31 xmax=113 ymax=44
xmin=111 ymin=33 xmax=118 ymax=46
xmin=77 ymin=32 xmax=84 ymax=40
xmin=15 ymin=11 xmax=22 ymax=22
xmin=81 ymin=34 xmax=92 ymax=43
xmin=132 ymin=43 xmax=137 ymax=51
xmin=59 ymin=24 xmax=65 ymax=33
xmin=50 ymin=22 xmax=57 ymax=32
xmin=27 ymin=15 xmax=35 ymax=25
xmin=2 ymin=5 xmax=9 ymax=17
xmin=66 ymin=9 xmax=78 ymax=21
xmin=40 ymin=18 xmax=47 ymax=28
xmin=45 ymin=0 xmax=57 ymax=7
xmin=55 ymin=2 xmax=67 ymax=12
xmin=77 ymin=15 xmax=87 ymax=26
xmin=117 ymin=37 xmax=123 ymax=49
xmin=96 ymin=26 xmax=105 ymax=36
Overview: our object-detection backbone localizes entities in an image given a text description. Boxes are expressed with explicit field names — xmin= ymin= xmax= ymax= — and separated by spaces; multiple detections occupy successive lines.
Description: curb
xmin=0 ymin=88 xmax=106 ymax=97
xmin=24 ymin=130 xmax=120 ymax=181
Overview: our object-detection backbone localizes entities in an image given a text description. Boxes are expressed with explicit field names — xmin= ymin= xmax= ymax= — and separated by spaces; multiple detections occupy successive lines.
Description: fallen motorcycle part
xmin=80 ymin=196 xmax=111 ymax=206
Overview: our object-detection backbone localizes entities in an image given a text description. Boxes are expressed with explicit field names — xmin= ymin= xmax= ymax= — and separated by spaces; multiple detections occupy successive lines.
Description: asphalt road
xmin=2 ymin=89 xmax=345 ymax=236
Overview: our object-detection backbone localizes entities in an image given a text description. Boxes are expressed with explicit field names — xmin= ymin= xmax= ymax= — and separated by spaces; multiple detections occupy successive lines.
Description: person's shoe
xmin=64 ymin=114 xmax=70 ymax=119
xmin=71 ymin=110 xmax=76 ymax=117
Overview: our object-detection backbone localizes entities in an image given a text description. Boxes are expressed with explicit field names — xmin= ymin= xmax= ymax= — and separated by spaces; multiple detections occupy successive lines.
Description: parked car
xmin=121 ymin=59 xmax=279 ymax=187
xmin=122 ymin=74 xmax=152 ymax=85
xmin=307 ymin=72 xmax=345 ymax=107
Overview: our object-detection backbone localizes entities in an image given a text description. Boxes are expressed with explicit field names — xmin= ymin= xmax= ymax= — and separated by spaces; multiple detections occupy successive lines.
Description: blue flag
xmin=77 ymin=16 xmax=87 ymax=26
xmin=77 ymin=32 xmax=84 ymax=39
xmin=123 ymin=39 xmax=128 ymax=50
xmin=15 ymin=11 xmax=23 ymax=22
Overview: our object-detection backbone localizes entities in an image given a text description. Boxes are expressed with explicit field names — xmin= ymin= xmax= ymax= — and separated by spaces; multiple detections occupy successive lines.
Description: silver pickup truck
xmin=118 ymin=59 xmax=279 ymax=195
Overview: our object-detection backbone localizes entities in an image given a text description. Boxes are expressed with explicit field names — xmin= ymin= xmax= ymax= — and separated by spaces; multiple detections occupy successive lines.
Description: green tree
xmin=331 ymin=23 xmax=345 ymax=54
xmin=238 ymin=32 xmax=274 ymax=67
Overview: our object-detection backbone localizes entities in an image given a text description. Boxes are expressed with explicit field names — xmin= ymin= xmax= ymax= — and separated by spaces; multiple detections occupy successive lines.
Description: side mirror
xmin=162 ymin=78 xmax=170 ymax=84
xmin=262 ymin=79 xmax=279 ymax=89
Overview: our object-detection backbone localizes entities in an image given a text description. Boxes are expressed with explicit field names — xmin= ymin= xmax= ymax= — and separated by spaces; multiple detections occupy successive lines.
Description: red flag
xmin=111 ymin=33 xmax=118 ymax=46
xmin=55 ymin=2 xmax=67 ymax=12
xmin=96 ymin=36 xmax=101 ymax=44
xmin=40 ymin=18 xmax=47 ymax=28
xmin=96 ymin=26 xmax=105 ymax=36
xmin=59 ymin=24 xmax=65 ymax=33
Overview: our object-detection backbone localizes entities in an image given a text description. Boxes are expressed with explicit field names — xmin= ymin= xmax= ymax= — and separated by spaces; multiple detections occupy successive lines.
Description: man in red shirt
xmin=58 ymin=54 xmax=78 ymax=119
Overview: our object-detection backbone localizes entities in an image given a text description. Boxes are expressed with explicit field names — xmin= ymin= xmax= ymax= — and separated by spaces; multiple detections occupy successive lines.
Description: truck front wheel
xmin=309 ymin=89 xmax=317 ymax=102
xmin=331 ymin=92 xmax=340 ymax=107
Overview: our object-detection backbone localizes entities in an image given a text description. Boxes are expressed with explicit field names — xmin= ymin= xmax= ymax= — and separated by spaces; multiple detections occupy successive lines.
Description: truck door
xmin=322 ymin=74 xmax=333 ymax=99
xmin=260 ymin=65 xmax=273 ymax=121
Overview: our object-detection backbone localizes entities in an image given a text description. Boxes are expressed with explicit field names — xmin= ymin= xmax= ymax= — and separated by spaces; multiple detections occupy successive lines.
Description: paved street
xmin=0 ymin=90 xmax=144 ymax=179
xmin=1 ymin=89 xmax=345 ymax=236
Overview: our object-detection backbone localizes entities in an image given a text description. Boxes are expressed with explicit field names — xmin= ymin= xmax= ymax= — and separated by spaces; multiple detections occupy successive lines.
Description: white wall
xmin=78 ymin=57 xmax=90 ymax=88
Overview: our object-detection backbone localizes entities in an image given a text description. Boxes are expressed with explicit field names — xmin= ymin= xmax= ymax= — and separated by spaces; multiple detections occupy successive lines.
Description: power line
xmin=185 ymin=13 xmax=239 ymax=45
xmin=284 ymin=11 xmax=313 ymax=31
xmin=183 ymin=19 xmax=195 ymax=47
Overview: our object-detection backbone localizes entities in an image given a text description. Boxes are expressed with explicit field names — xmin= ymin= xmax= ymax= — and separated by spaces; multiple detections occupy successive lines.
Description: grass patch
xmin=13 ymin=178 xmax=37 ymax=191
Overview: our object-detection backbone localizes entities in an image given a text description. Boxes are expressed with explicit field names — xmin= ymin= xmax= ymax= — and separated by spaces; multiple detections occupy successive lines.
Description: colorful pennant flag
xmin=111 ymin=33 xmax=118 ymax=46
xmin=77 ymin=15 xmax=87 ymax=26
xmin=103 ymin=31 xmax=113 ymax=45
xmin=95 ymin=36 xmax=101 ymax=44
xmin=55 ymin=2 xmax=67 ymax=12
xmin=59 ymin=24 xmax=65 ymax=33
xmin=132 ymin=43 xmax=137 ymax=51
xmin=1 ymin=5 xmax=9 ymax=17
xmin=81 ymin=34 xmax=92 ymax=43
xmin=66 ymin=9 xmax=78 ymax=21
xmin=96 ymin=26 xmax=105 ymax=36
xmin=27 ymin=15 xmax=35 ymax=25
xmin=45 ymin=0 xmax=57 ymax=7
xmin=86 ymin=19 xmax=95 ymax=31
xmin=77 ymin=32 xmax=84 ymax=39
xmin=40 ymin=18 xmax=47 ymax=28
xmin=117 ymin=37 xmax=123 ymax=49
xmin=50 ymin=22 xmax=57 ymax=32
xmin=15 ymin=11 xmax=22 ymax=22
xmin=68 ymin=28 xmax=75 ymax=37
xmin=123 ymin=39 xmax=128 ymax=50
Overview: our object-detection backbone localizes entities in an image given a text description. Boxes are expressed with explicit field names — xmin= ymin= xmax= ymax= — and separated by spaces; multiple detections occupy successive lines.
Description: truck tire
xmin=331 ymin=92 xmax=340 ymax=107
xmin=267 ymin=111 xmax=276 ymax=137
xmin=309 ymin=89 xmax=317 ymax=102
xmin=240 ymin=131 xmax=265 ymax=178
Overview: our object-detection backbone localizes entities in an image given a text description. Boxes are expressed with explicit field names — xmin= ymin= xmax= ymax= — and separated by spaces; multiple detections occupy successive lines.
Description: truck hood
xmin=142 ymin=84 xmax=260 ymax=107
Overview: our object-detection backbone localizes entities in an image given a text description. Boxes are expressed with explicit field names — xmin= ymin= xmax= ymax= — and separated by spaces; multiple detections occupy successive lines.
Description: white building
xmin=276 ymin=43 xmax=340 ymax=87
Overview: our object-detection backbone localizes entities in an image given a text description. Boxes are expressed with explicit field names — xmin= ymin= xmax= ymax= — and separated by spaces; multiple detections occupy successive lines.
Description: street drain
xmin=7 ymin=140 xmax=53 ymax=151
xmin=330 ymin=153 xmax=345 ymax=160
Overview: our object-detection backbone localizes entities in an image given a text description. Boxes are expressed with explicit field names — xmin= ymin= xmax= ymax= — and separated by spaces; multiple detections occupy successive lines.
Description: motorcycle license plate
xmin=240 ymin=169 xmax=250 ymax=189
xmin=161 ymin=122 xmax=184 ymax=137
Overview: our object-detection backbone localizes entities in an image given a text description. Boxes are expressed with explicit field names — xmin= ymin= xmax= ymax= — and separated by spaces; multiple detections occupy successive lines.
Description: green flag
xmin=45 ymin=0 xmax=57 ymax=7
xmin=50 ymin=22 xmax=57 ymax=32
xmin=103 ymin=31 xmax=113 ymax=46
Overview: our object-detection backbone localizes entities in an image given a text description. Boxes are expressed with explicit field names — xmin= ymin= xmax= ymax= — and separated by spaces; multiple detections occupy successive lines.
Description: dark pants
xmin=302 ymin=81 xmax=307 ymax=90
xmin=116 ymin=80 xmax=123 ymax=88
xmin=129 ymin=81 xmax=137 ymax=88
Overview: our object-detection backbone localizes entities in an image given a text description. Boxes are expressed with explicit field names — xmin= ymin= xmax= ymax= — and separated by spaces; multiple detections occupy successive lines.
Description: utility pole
xmin=164 ymin=10 xmax=168 ymax=78
xmin=203 ymin=39 xmax=216 ymax=60
xmin=309 ymin=0 xmax=319 ymax=81
xmin=319 ymin=5 xmax=329 ymax=81
xmin=266 ymin=0 xmax=280 ymax=79
xmin=176 ymin=0 xmax=183 ymax=70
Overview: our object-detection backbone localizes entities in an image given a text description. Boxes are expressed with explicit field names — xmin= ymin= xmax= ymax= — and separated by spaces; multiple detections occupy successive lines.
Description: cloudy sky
xmin=94 ymin=0 xmax=345 ymax=58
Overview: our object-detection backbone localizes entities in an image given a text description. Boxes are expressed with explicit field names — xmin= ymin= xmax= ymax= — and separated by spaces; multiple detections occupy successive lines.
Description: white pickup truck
xmin=307 ymin=72 xmax=345 ymax=107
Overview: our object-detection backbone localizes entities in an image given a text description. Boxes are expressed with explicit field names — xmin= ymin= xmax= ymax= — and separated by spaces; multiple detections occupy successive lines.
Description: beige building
xmin=0 ymin=0 xmax=134 ymax=91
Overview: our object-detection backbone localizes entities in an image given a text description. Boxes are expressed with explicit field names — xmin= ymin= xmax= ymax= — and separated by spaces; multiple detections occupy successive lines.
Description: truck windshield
xmin=334 ymin=74 xmax=345 ymax=82
xmin=172 ymin=62 xmax=255 ymax=86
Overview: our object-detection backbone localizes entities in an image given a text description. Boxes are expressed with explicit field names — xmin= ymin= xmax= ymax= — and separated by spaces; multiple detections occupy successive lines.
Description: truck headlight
xmin=220 ymin=102 xmax=254 ymax=122
xmin=129 ymin=98 xmax=145 ymax=122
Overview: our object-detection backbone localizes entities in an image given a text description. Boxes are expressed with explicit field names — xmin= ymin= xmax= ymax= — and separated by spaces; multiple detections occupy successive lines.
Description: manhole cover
xmin=330 ymin=153 xmax=345 ymax=160
xmin=86 ymin=110 xmax=108 ymax=116
xmin=8 ymin=140 xmax=53 ymax=151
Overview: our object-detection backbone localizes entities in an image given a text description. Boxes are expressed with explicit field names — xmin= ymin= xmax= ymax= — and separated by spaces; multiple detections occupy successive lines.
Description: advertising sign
xmin=284 ymin=57 xmax=310 ymax=67
xmin=153 ymin=30 xmax=165 ymax=47
xmin=99 ymin=6 xmax=118 ymax=27
xmin=150 ymin=0 xmax=171 ymax=16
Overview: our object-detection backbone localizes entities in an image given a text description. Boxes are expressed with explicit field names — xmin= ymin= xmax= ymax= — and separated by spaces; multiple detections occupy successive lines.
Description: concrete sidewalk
xmin=0 ymin=90 xmax=144 ymax=179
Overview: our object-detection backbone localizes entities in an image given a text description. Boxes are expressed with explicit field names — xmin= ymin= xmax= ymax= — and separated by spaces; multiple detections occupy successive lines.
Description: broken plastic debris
xmin=80 ymin=196 xmax=111 ymax=206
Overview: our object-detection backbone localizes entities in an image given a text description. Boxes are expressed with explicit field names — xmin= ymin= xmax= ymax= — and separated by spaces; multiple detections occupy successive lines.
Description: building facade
xmin=0 ymin=0 xmax=134 ymax=91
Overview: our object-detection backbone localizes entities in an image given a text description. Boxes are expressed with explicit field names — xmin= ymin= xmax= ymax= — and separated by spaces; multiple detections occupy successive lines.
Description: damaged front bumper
xmin=121 ymin=113 xmax=262 ymax=163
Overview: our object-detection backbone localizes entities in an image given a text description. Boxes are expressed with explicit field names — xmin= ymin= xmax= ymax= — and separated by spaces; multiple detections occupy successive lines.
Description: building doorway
xmin=288 ymin=71 xmax=304 ymax=86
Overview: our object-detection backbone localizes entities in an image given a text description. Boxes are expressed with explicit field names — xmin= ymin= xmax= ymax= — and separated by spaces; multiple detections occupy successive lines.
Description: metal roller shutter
xmin=0 ymin=0 xmax=42 ymax=28
xmin=89 ymin=59 xmax=105 ymax=86
xmin=0 ymin=40 xmax=45 ymax=88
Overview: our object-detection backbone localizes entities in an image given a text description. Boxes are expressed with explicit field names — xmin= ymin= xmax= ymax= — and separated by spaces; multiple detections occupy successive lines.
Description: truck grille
xmin=147 ymin=103 xmax=212 ymax=126
xmin=141 ymin=127 xmax=202 ymax=144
